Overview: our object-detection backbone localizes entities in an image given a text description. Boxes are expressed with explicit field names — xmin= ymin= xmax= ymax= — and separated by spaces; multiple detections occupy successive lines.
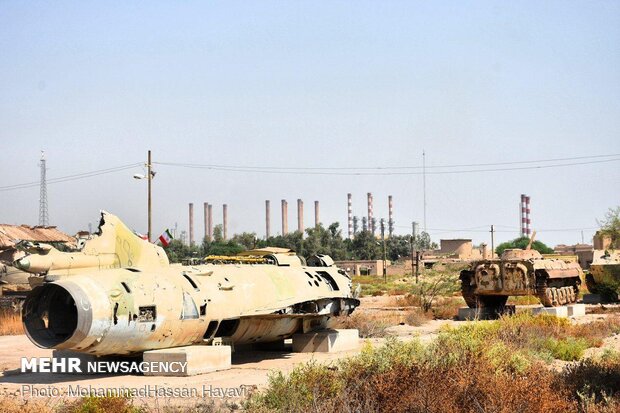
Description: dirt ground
xmin=1 ymin=298 xmax=618 ymax=409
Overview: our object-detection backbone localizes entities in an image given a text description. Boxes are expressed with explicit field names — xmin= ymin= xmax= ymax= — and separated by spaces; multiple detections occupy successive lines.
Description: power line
xmin=161 ymin=153 xmax=620 ymax=171
xmin=154 ymin=156 xmax=620 ymax=176
xmin=0 ymin=163 xmax=142 ymax=192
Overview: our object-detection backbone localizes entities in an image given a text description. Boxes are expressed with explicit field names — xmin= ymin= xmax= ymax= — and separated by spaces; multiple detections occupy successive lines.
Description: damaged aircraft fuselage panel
xmin=22 ymin=213 xmax=359 ymax=356
xmin=13 ymin=211 xmax=169 ymax=276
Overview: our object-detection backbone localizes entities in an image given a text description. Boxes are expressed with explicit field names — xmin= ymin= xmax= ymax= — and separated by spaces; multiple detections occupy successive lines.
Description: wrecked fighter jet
xmin=22 ymin=212 xmax=360 ymax=356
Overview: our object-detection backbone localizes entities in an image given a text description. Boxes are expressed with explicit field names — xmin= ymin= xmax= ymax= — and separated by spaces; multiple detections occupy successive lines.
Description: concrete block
xmin=567 ymin=303 xmax=586 ymax=317
xmin=292 ymin=329 xmax=359 ymax=353
xmin=457 ymin=305 xmax=515 ymax=321
xmin=532 ymin=306 xmax=568 ymax=318
xmin=143 ymin=345 xmax=231 ymax=376
xmin=582 ymin=294 xmax=602 ymax=304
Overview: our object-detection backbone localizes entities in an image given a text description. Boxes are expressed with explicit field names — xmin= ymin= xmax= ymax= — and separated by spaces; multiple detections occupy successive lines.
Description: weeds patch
xmin=0 ymin=308 xmax=23 ymax=335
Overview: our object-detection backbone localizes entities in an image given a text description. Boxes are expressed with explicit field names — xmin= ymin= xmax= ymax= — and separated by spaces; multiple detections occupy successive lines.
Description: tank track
xmin=535 ymin=278 xmax=578 ymax=307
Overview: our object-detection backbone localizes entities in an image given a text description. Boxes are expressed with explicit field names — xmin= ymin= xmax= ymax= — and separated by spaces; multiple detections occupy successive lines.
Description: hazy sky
xmin=1 ymin=1 xmax=619 ymax=248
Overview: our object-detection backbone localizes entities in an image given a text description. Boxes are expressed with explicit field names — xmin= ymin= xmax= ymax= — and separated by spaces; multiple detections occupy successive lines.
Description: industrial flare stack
xmin=520 ymin=194 xmax=531 ymax=237
xmin=347 ymin=193 xmax=353 ymax=239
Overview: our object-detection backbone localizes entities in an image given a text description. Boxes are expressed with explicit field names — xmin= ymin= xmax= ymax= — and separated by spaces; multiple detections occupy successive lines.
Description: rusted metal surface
xmin=461 ymin=248 xmax=583 ymax=308
xmin=21 ymin=213 xmax=359 ymax=356
xmin=0 ymin=225 xmax=73 ymax=249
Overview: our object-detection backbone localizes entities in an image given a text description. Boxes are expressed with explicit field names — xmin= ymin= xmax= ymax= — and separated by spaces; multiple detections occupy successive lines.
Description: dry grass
xmin=0 ymin=308 xmax=23 ymax=335
xmin=247 ymin=314 xmax=620 ymax=413
xmin=335 ymin=311 xmax=406 ymax=337
xmin=404 ymin=309 xmax=432 ymax=326
xmin=392 ymin=294 xmax=464 ymax=320
xmin=0 ymin=396 xmax=53 ymax=413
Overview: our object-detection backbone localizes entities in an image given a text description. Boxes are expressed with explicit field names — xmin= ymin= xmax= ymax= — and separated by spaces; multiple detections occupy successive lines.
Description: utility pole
xmin=423 ymin=150 xmax=427 ymax=233
xmin=490 ymin=225 xmax=495 ymax=259
xmin=39 ymin=151 xmax=49 ymax=226
xmin=380 ymin=219 xmax=387 ymax=282
xmin=147 ymin=150 xmax=152 ymax=242
xmin=410 ymin=228 xmax=415 ymax=281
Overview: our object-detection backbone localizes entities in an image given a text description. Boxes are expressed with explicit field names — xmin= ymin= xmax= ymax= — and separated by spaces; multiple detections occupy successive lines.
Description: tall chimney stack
xmin=281 ymin=200 xmax=288 ymax=235
xmin=347 ymin=193 xmax=353 ymax=239
xmin=520 ymin=194 xmax=531 ymax=237
xmin=265 ymin=200 xmax=271 ymax=238
xmin=367 ymin=193 xmax=374 ymax=235
xmin=388 ymin=195 xmax=394 ymax=237
xmin=222 ymin=204 xmax=228 ymax=241
xmin=297 ymin=199 xmax=304 ymax=234
xmin=189 ymin=203 xmax=194 ymax=246
xmin=314 ymin=201 xmax=319 ymax=228
xmin=207 ymin=204 xmax=213 ymax=241
xmin=203 ymin=202 xmax=209 ymax=240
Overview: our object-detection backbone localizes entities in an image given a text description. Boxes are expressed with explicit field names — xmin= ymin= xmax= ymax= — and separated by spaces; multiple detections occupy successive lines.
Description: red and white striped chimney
xmin=347 ymin=193 xmax=353 ymax=239
xmin=520 ymin=194 xmax=531 ymax=236
xmin=367 ymin=192 xmax=373 ymax=235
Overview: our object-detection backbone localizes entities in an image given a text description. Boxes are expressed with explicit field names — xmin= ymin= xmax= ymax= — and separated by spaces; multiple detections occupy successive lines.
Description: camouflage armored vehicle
xmin=585 ymin=250 xmax=620 ymax=301
xmin=460 ymin=244 xmax=583 ymax=308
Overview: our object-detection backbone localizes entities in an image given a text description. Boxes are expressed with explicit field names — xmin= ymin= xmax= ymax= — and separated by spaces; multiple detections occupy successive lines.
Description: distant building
xmin=334 ymin=259 xmax=386 ymax=276
xmin=554 ymin=243 xmax=594 ymax=269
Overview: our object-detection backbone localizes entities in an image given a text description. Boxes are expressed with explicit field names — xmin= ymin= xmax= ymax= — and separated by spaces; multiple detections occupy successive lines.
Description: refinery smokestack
xmin=207 ymin=204 xmax=213 ymax=241
xmin=314 ymin=201 xmax=319 ymax=228
xmin=281 ymin=200 xmax=288 ymax=235
xmin=367 ymin=193 xmax=374 ymax=235
xmin=388 ymin=195 xmax=394 ymax=237
xmin=203 ymin=202 xmax=209 ymax=240
xmin=265 ymin=200 xmax=271 ymax=238
xmin=223 ymin=204 xmax=228 ymax=241
xmin=189 ymin=203 xmax=194 ymax=246
xmin=520 ymin=194 xmax=531 ymax=237
xmin=347 ymin=193 xmax=353 ymax=239
xmin=297 ymin=199 xmax=304 ymax=234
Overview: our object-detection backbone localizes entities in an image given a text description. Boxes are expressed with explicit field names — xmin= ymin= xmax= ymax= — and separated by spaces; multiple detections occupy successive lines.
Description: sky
xmin=1 ymin=1 xmax=619 ymax=248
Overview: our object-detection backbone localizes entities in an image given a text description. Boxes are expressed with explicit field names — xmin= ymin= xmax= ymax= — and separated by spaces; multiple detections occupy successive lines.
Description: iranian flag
xmin=158 ymin=229 xmax=173 ymax=247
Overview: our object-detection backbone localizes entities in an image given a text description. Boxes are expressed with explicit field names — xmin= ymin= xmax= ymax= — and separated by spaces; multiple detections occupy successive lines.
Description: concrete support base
xmin=457 ymin=305 xmax=515 ymax=321
xmin=532 ymin=306 xmax=568 ymax=318
xmin=143 ymin=345 xmax=231 ymax=376
xmin=567 ymin=303 xmax=586 ymax=317
xmin=292 ymin=329 xmax=359 ymax=353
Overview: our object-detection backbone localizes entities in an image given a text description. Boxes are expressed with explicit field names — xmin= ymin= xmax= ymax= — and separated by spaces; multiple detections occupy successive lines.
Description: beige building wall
xmin=593 ymin=232 xmax=612 ymax=250
xmin=335 ymin=260 xmax=385 ymax=276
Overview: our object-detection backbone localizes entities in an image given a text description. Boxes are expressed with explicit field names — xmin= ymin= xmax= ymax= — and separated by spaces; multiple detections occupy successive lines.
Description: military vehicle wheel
xmin=537 ymin=284 xmax=579 ymax=307
xmin=476 ymin=295 xmax=508 ymax=308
